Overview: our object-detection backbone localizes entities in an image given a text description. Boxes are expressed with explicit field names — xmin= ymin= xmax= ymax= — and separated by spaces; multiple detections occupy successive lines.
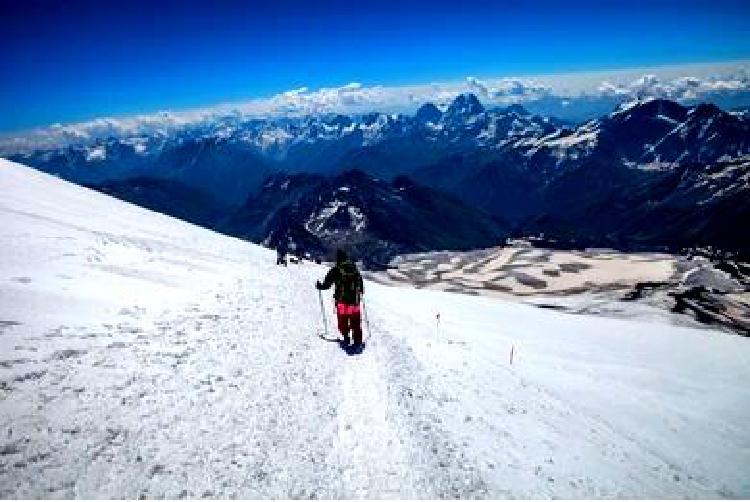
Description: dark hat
xmin=336 ymin=249 xmax=347 ymax=264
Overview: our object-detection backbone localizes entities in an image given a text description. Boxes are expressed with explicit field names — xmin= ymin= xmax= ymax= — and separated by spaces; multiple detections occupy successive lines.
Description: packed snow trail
xmin=1 ymin=159 xmax=749 ymax=498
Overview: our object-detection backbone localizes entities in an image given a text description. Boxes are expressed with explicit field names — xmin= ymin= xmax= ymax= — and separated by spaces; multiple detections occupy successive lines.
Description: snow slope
xmin=1 ymin=158 xmax=749 ymax=498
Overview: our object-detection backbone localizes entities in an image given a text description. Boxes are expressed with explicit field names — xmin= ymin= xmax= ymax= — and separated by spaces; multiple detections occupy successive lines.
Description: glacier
xmin=0 ymin=159 xmax=748 ymax=498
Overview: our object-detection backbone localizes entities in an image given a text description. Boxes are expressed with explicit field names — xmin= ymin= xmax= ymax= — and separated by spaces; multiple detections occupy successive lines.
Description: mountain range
xmin=224 ymin=169 xmax=509 ymax=267
xmin=7 ymin=93 xmax=750 ymax=265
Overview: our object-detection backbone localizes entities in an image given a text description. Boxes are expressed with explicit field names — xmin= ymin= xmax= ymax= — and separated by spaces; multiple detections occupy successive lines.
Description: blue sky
xmin=1 ymin=0 xmax=749 ymax=132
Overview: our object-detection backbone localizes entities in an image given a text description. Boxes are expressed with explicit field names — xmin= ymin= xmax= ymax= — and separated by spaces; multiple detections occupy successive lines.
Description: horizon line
xmin=2 ymin=58 xmax=748 ymax=136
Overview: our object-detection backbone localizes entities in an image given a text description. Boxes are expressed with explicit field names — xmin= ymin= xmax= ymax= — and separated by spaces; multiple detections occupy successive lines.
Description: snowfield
xmin=1 ymin=158 xmax=749 ymax=498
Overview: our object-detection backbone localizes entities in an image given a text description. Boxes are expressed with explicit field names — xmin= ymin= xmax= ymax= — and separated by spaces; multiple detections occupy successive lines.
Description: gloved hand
xmin=315 ymin=280 xmax=323 ymax=290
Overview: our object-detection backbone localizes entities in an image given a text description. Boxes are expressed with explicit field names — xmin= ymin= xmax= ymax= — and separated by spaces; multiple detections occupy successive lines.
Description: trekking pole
xmin=362 ymin=296 xmax=372 ymax=340
xmin=318 ymin=289 xmax=330 ymax=339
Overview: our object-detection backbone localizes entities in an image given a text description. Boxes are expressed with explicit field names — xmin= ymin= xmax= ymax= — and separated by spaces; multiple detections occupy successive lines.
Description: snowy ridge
xmin=1 ymin=159 xmax=749 ymax=497
xmin=11 ymin=96 xmax=746 ymax=182
xmin=6 ymin=95 xmax=560 ymax=183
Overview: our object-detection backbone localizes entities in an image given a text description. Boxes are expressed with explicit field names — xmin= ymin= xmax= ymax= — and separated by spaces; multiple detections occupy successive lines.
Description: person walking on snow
xmin=316 ymin=249 xmax=364 ymax=347
xmin=276 ymin=243 xmax=287 ymax=266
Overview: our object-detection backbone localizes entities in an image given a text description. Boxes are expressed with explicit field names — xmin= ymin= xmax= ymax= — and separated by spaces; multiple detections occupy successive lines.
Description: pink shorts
xmin=336 ymin=303 xmax=361 ymax=315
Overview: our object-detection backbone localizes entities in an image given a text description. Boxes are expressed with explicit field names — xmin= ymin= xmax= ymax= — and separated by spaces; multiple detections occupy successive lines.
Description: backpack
xmin=336 ymin=261 xmax=361 ymax=304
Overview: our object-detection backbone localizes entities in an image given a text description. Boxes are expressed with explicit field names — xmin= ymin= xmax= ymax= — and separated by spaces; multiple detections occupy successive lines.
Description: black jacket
xmin=317 ymin=261 xmax=364 ymax=304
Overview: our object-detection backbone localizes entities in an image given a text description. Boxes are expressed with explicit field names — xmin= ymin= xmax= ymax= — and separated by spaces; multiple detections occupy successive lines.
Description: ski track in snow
xmin=1 ymin=159 xmax=749 ymax=498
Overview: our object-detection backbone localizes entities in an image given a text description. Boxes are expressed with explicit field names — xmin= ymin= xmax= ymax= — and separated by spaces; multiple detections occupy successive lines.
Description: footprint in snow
xmin=49 ymin=349 xmax=87 ymax=361
xmin=0 ymin=358 xmax=31 ymax=369
xmin=0 ymin=320 xmax=22 ymax=331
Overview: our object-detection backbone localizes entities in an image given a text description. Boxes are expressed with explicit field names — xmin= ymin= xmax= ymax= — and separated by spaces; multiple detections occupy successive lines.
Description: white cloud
xmin=465 ymin=76 xmax=552 ymax=101
xmin=590 ymin=70 xmax=750 ymax=101
xmin=2 ymin=60 xmax=749 ymax=154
